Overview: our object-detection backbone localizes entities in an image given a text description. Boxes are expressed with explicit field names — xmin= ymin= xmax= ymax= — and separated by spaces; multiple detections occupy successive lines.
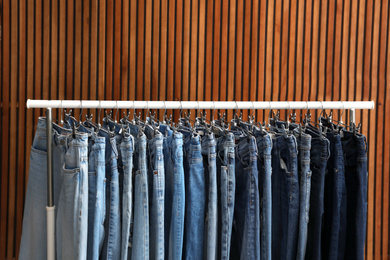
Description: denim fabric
xmin=323 ymin=133 xmax=347 ymax=260
xmin=56 ymin=129 xmax=89 ymax=260
xmin=119 ymin=134 xmax=134 ymax=260
xmin=342 ymin=132 xmax=368 ymax=260
xmin=201 ymin=133 xmax=218 ymax=260
xmin=19 ymin=118 xmax=71 ymax=260
xmin=160 ymin=124 xmax=185 ymax=260
xmin=182 ymin=133 xmax=206 ymax=260
xmin=294 ymin=131 xmax=312 ymax=260
xmin=230 ymin=135 xmax=260 ymax=260
xmin=271 ymin=134 xmax=299 ymax=260
xmin=145 ymin=126 xmax=165 ymax=260
xmin=65 ymin=116 xmax=107 ymax=260
xmin=254 ymin=130 xmax=273 ymax=260
xmin=216 ymin=133 xmax=235 ymax=260
xmin=304 ymin=129 xmax=330 ymax=260
xmin=100 ymin=131 xmax=121 ymax=260
xmin=129 ymin=124 xmax=149 ymax=260
xmin=83 ymin=132 xmax=107 ymax=260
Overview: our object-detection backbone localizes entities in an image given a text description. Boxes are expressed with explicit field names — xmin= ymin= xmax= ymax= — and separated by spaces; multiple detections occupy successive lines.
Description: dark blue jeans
xmin=323 ymin=133 xmax=347 ymax=260
xmin=271 ymin=134 xmax=299 ymax=260
xmin=254 ymin=130 xmax=273 ymax=260
xmin=230 ymin=135 xmax=260 ymax=260
xmin=342 ymin=131 xmax=368 ymax=260
xmin=294 ymin=131 xmax=312 ymax=260
xmin=304 ymin=128 xmax=329 ymax=260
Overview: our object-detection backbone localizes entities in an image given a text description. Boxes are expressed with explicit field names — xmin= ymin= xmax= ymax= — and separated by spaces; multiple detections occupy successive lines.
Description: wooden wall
xmin=1 ymin=0 xmax=389 ymax=259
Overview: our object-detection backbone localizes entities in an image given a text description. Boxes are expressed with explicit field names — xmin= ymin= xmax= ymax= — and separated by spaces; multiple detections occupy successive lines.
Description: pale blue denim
xmin=304 ymin=128 xmax=330 ymax=260
xmin=159 ymin=124 xmax=185 ymax=260
xmin=129 ymin=124 xmax=149 ymax=260
xmin=254 ymin=130 xmax=273 ymax=260
xmin=56 ymin=128 xmax=89 ymax=260
xmin=145 ymin=126 xmax=165 ymax=260
xmin=100 ymin=130 xmax=121 ymax=260
xmin=294 ymin=131 xmax=312 ymax=260
xmin=201 ymin=133 xmax=218 ymax=260
xmin=65 ymin=116 xmax=107 ymax=260
xmin=230 ymin=135 xmax=260 ymax=260
xmin=119 ymin=134 xmax=134 ymax=260
xmin=216 ymin=133 xmax=235 ymax=260
xmin=19 ymin=118 xmax=71 ymax=260
xmin=103 ymin=118 xmax=135 ymax=260
xmin=182 ymin=133 xmax=206 ymax=260
xmin=271 ymin=133 xmax=299 ymax=260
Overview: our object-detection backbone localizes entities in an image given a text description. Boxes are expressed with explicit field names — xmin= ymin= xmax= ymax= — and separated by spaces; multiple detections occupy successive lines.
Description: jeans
xmin=216 ymin=133 xmax=235 ymax=260
xmin=202 ymin=133 xmax=218 ymax=260
xmin=323 ymin=133 xmax=347 ymax=260
xmin=119 ymin=134 xmax=134 ymax=260
xmin=231 ymin=135 xmax=260 ymax=260
xmin=100 ymin=131 xmax=121 ymax=260
xmin=342 ymin=131 xmax=368 ymax=260
xmin=294 ymin=131 xmax=312 ymax=260
xmin=182 ymin=133 xmax=206 ymax=260
xmin=56 ymin=128 xmax=89 ymax=260
xmin=129 ymin=124 xmax=149 ymax=260
xmin=304 ymin=129 xmax=330 ymax=260
xmin=159 ymin=124 xmax=185 ymax=260
xmin=19 ymin=118 xmax=70 ymax=260
xmin=145 ymin=126 xmax=165 ymax=260
xmin=255 ymin=130 xmax=273 ymax=260
xmin=271 ymin=133 xmax=299 ymax=260
xmin=66 ymin=116 xmax=107 ymax=260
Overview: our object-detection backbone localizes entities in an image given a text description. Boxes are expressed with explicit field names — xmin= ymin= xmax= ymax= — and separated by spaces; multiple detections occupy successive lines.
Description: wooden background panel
xmin=1 ymin=0 xmax=389 ymax=259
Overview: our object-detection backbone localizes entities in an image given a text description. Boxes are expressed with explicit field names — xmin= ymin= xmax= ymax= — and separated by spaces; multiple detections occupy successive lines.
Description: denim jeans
xmin=119 ymin=134 xmax=134 ymax=260
xmin=145 ymin=126 xmax=165 ymax=260
xmin=216 ymin=133 xmax=235 ymax=260
xmin=201 ymin=133 xmax=218 ymax=260
xmin=230 ymin=135 xmax=260 ymax=260
xmin=323 ymin=133 xmax=347 ymax=260
xmin=304 ymin=129 xmax=329 ymax=260
xmin=342 ymin=131 xmax=368 ymax=260
xmin=129 ymin=124 xmax=150 ymax=260
xmin=56 ymin=128 xmax=89 ymax=260
xmin=254 ymin=130 xmax=273 ymax=260
xmin=66 ymin=116 xmax=107 ymax=260
xmin=159 ymin=124 xmax=185 ymax=260
xmin=271 ymin=133 xmax=299 ymax=260
xmin=182 ymin=133 xmax=206 ymax=260
xmin=294 ymin=131 xmax=312 ymax=260
xmin=19 ymin=118 xmax=71 ymax=260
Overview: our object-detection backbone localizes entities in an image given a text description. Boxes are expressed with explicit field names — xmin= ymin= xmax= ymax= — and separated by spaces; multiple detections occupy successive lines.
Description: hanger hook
xmin=115 ymin=101 xmax=119 ymax=123
xmin=97 ymin=100 xmax=102 ymax=128
xmin=79 ymin=100 xmax=83 ymax=123
xmin=251 ymin=101 xmax=255 ymax=119
xmin=212 ymin=102 xmax=216 ymax=122
xmin=340 ymin=101 xmax=345 ymax=124
xmin=163 ymin=101 xmax=167 ymax=120
xmin=60 ymin=100 xmax=64 ymax=125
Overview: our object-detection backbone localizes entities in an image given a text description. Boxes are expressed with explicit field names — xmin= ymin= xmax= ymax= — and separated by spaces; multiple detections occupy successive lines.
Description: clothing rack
xmin=26 ymin=99 xmax=375 ymax=260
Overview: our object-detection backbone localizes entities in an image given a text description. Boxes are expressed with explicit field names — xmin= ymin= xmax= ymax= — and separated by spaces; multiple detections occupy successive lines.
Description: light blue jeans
xmin=160 ymin=124 xmax=185 ymax=260
xmin=182 ymin=133 xmax=206 ymax=260
xmin=56 ymin=128 xmax=89 ymax=260
xmin=202 ymin=133 xmax=218 ymax=260
xmin=145 ymin=126 xmax=165 ymax=260
xmin=19 ymin=118 xmax=71 ymax=260
xmin=100 ymin=131 xmax=121 ymax=260
xmin=216 ymin=133 xmax=235 ymax=260
xmin=129 ymin=124 xmax=149 ymax=260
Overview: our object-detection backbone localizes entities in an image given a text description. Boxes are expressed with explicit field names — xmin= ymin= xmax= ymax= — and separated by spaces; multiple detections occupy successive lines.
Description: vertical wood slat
xmin=1 ymin=1 xmax=390 ymax=259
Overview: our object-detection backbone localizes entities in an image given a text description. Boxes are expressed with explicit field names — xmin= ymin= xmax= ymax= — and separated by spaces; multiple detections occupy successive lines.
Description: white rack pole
xmin=27 ymin=100 xmax=375 ymax=110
